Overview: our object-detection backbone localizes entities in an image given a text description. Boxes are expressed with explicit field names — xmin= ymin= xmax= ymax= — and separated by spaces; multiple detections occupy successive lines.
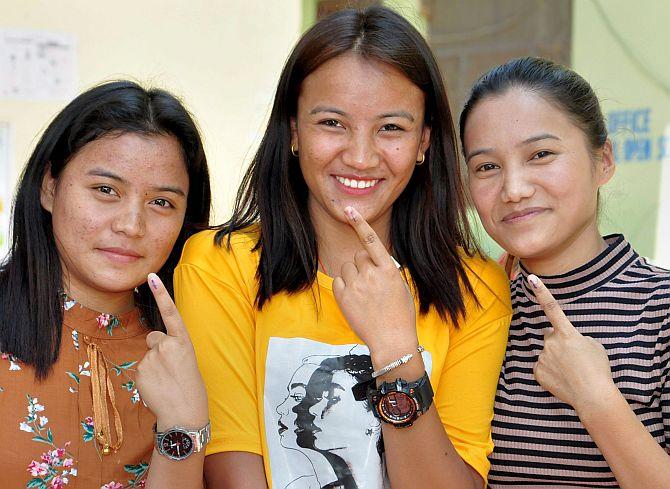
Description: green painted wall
xmin=573 ymin=0 xmax=670 ymax=265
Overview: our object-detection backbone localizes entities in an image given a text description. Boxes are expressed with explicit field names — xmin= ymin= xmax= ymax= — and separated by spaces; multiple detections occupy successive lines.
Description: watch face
xmin=377 ymin=391 xmax=417 ymax=425
xmin=160 ymin=430 xmax=194 ymax=460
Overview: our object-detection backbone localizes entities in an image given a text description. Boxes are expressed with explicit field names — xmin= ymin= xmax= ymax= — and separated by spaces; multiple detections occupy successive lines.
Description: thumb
xmin=148 ymin=273 xmax=188 ymax=338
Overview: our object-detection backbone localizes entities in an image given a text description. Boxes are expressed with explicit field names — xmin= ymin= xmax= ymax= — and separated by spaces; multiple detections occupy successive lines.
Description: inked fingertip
xmin=148 ymin=273 xmax=160 ymax=290
xmin=344 ymin=206 xmax=356 ymax=221
xmin=528 ymin=274 xmax=539 ymax=289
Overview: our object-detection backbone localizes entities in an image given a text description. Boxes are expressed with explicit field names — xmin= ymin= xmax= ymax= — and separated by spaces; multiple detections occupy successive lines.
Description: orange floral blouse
xmin=0 ymin=299 xmax=155 ymax=488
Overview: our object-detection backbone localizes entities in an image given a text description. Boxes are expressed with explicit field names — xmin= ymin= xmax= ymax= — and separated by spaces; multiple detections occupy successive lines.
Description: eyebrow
xmin=465 ymin=133 xmax=561 ymax=162
xmin=309 ymin=106 xmax=415 ymax=122
xmin=310 ymin=106 xmax=346 ymax=116
xmin=87 ymin=168 xmax=186 ymax=197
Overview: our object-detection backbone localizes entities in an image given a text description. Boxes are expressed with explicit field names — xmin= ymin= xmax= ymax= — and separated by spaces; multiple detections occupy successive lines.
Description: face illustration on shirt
xmin=276 ymin=355 xmax=376 ymax=452
xmin=276 ymin=362 xmax=317 ymax=450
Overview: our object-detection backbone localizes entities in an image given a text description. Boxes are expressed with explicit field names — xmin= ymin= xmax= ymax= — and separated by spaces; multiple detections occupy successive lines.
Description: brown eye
xmin=152 ymin=198 xmax=173 ymax=208
xmin=321 ymin=119 xmax=342 ymax=128
xmin=533 ymin=150 xmax=553 ymax=159
xmin=96 ymin=186 xmax=117 ymax=196
xmin=477 ymin=163 xmax=498 ymax=172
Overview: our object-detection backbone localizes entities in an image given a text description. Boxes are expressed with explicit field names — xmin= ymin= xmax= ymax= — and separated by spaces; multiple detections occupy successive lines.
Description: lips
xmin=502 ymin=207 xmax=548 ymax=223
xmin=332 ymin=174 xmax=383 ymax=195
xmin=97 ymin=247 xmax=143 ymax=263
xmin=277 ymin=420 xmax=287 ymax=435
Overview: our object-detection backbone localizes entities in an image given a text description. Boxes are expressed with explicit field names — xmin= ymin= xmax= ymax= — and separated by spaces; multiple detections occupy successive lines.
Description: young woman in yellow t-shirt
xmin=176 ymin=6 xmax=511 ymax=488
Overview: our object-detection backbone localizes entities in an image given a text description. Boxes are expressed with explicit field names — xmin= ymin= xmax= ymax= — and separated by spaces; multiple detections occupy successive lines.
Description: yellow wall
xmin=0 ymin=0 xmax=302 ymax=225
xmin=573 ymin=0 xmax=670 ymax=266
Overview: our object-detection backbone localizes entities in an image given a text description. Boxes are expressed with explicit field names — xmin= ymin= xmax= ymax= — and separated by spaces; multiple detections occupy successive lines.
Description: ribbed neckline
xmin=516 ymin=234 xmax=638 ymax=305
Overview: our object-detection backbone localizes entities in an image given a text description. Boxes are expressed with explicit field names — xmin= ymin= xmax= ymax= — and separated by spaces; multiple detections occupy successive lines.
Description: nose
xmin=501 ymin=166 xmax=535 ymax=203
xmin=111 ymin=204 xmax=146 ymax=237
xmin=276 ymin=398 xmax=289 ymax=416
xmin=342 ymin=130 xmax=380 ymax=170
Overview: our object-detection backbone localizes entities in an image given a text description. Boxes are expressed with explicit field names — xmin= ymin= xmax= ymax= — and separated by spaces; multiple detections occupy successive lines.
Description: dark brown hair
xmin=0 ymin=80 xmax=211 ymax=378
xmin=218 ymin=6 xmax=477 ymax=324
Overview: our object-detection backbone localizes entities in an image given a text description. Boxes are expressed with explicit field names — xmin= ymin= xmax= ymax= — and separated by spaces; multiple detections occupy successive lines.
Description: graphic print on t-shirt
xmin=264 ymin=337 xmax=432 ymax=489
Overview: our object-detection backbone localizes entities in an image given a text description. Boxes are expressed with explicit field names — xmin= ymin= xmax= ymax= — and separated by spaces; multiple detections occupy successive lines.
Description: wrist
xmin=573 ymin=381 xmax=622 ymax=421
xmin=156 ymin=410 xmax=209 ymax=432
xmin=370 ymin=343 xmax=424 ymax=383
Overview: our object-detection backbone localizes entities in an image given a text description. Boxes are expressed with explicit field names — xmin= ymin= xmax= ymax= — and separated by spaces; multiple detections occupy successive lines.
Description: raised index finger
xmin=528 ymin=274 xmax=574 ymax=334
xmin=344 ymin=206 xmax=392 ymax=266
xmin=148 ymin=273 xmax=188 ymax=338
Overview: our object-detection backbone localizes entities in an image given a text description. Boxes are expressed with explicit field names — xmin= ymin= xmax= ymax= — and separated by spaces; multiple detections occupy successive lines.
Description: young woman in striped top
xmin=460 ymin=57 xmax=670 ymax=488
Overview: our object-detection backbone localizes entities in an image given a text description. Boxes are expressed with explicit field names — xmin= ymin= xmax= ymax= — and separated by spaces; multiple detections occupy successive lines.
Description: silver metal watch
xmin=153 ymin=421 xmax=211 ymax=461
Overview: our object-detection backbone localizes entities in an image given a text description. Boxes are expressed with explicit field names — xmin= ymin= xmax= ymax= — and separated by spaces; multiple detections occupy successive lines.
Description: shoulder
xmin=179 ymin=227 xmax=260 ymax=276
xmin=460 ymin=251 xmax=512 ymax=318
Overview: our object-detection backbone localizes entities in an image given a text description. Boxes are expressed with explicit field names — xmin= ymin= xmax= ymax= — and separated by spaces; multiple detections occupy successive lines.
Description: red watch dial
xmin=377 ymin=391 xmax=418 ymax=424
xmin=160 ymin=430 xmax=194 ymax=459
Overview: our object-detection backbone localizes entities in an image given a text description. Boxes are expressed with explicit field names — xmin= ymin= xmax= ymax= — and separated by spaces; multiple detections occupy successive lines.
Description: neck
xmin=63 ymin=279 xmax=136 ymax=316
xmin=521 ymin=224 xmax=607 ymax=276
xmin=310 ymin=202 xmax=391 ymax=277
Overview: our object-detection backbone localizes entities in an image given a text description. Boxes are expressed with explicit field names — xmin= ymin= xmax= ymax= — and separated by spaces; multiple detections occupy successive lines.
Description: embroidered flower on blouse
xmin=21 ymin=397 xmax=78 ymax=487
xmin=81 ymin=417 xmax=95 ymax=443
xmin=1 ymin=351 xmax=22 ymax=371
xmin=95 ymin=313 xmax=123 ymax=336
xmin=101 ymin=482 xmax=123 ymax=489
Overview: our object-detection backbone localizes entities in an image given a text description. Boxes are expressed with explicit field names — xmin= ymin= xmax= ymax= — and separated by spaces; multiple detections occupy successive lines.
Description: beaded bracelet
xmin=371 ymin=345 xmax=425 ymax=379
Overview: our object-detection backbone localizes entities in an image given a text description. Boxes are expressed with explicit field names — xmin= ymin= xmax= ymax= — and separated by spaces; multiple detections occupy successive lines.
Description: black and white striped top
xmin=488 ymin=235 xmax=670 ymax=488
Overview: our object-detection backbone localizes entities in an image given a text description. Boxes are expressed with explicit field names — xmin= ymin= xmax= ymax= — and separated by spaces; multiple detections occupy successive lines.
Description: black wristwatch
xmin=153 ymin=421 xmax=211 ymax=460
xmin=367 ymin=372 xmax=434 ymax=428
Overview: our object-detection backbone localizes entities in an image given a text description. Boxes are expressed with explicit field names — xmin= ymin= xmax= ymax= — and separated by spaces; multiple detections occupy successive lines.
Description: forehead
xmin=65 ymin=132 xmax=188 ymax=183
xmin=464 ymin=88 xmax=580 ymax=149
xmin=298 ymin=53 xmax=425 ymax=115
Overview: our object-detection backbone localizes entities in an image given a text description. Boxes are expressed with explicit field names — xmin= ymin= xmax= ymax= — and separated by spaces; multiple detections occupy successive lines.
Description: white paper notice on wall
xmin=0 ymin=29 xmax=77 ymax=100
xmin=0 ymin=122 xmax=11 ymax=258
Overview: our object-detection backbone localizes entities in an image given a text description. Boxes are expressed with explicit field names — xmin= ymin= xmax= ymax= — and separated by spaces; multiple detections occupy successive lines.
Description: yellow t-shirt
xmin=175 ymin=228 xmax=511 ymax=488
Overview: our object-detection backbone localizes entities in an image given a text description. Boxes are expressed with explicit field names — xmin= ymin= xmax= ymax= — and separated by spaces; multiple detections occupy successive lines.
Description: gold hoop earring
xmin=291 ymin=144 xmax=299 ymax=157
xmin=416 ymin=153 xmax=425 ymax=165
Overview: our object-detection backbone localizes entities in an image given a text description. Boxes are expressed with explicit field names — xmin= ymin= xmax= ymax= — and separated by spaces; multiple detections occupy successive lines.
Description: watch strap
xmin=153 ymin=421 xmax=211 ymax=457
xmin=367 ymin=371 xmax=434 ymax=427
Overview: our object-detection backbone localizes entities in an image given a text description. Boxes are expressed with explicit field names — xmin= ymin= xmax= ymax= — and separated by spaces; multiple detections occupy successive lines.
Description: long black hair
xmin=0 ymin=80 xmax=211 ymax=378
xmin=217 ymin=6 xmax=477 ymax=325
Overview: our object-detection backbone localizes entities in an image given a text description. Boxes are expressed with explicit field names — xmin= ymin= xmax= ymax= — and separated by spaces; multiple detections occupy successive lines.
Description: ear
xmin=597 ymin=139 xmax=616 ymax=186
xmin=40 ymin=164 xmax=57 ymax=213
xmin=418 ymin=125 xmax=431 ymax=160
xmin=290 ymin=117 xmax=298 ymax=151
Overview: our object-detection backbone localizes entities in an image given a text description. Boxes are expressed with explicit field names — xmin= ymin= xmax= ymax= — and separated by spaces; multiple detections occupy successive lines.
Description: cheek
xmin=469 ymin=181 xmax=497 ymax=222
xmin=146 ymin=217 xmax=184 ymax=261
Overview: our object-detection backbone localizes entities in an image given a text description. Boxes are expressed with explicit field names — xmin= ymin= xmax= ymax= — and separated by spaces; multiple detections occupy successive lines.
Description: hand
xmin=136 ymin=273 xmax=208 ymax=431
xmin=529 ymin=274 xmax=617 ymax=412
xmin=332 ymin=206 xmax=418 ymax=356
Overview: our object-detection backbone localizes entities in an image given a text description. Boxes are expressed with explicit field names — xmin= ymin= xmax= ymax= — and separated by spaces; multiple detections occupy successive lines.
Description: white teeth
xmin=335 ymin=176 xmax=379 ymax=189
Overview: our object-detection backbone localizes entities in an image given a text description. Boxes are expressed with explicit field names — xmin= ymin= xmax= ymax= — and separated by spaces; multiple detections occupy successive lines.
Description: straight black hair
xmin=0 ymin=80 xmax=211 ymax=378
xmin=217 ymin=6 xmax=477 ymax=325
xmin=459 ymin=56 xmax=608 ymax=156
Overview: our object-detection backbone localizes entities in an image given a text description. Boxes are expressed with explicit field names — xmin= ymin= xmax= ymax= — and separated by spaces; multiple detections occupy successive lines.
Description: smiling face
xmin=464 ymin=88 xmax=614 ymax=273
xmin=291 ymin=53 xmax=430 ymax=236
xmin=41 ymin=132 xmax=189 ymax=311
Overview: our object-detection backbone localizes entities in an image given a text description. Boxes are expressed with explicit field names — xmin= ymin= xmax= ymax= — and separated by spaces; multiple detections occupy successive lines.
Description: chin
xmin=497 ymin=235 xmax=550 ymax=262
